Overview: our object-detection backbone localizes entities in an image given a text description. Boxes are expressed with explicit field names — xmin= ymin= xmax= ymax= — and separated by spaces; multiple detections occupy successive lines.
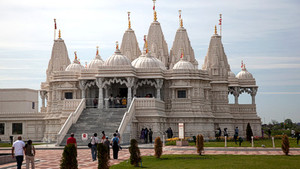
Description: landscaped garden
xmin=111 ymin=154 xmax=300 ymax=169
xmin=165 ymin=137 xmax=300 ymax=148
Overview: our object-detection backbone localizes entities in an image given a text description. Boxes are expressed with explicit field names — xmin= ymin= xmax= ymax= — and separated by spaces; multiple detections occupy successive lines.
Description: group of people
xmin=215 ymin=127 xmax=239 ymax=138
xmin=88 ymin=130 xmax=122 ymax=161
xmin=11 ymin=136 xmax=36 ymax=169
xmin=140 ymin=128 xmax=153 ymax=143
xmin=108 ymin=95 xmax=127 ymax=108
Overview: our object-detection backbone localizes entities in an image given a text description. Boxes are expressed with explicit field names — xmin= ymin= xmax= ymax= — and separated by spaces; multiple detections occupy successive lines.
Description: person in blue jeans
xmin=90 ymin=133 xmax=99 ymax=161
xmin=12 ymin=136 xmax=25 ymax=169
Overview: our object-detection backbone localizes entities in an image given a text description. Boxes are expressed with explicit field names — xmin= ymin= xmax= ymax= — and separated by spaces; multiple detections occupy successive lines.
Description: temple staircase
xmin=60 ymin=108 xmax=126 ymax=146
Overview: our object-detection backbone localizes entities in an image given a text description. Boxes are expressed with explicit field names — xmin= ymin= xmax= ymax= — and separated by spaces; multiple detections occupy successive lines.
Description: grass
xmin=110 ymin=154 xmax=300 ymax=169
xmin=0 ymin=143 xmax=45 ymax=147
xmin=166 ymin=138 xmax=300 ymax=148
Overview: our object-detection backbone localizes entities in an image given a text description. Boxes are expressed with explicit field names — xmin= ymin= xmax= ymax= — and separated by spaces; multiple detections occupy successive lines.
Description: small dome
xmin=228 ymin=71 xmax=236 ymax=78
xmin=65 ymin=59 xmax=84 ymax=72
xmin=132 ymin=51 xmax=166 ymax=70
xmin=236 ymin=67 xmax=253 ymax=79
xmin=173 ymin=58 xmax=195 ymax=70
xmin=104 ymin=49 xmax=131 ymax=66
xmin=87 ymin=54 xmax=104 ymax=69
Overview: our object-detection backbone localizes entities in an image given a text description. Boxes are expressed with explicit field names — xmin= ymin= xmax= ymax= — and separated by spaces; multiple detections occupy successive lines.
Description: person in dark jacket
xmin=103 ymin=136 xmax=110 ymax=159
xmin=111 ymin=133 xmax=119 ymax=159
xmin=149 ymin=128 xmax=153 ymax=143
xmin=144 ymin=128 xmax=149 ymax=143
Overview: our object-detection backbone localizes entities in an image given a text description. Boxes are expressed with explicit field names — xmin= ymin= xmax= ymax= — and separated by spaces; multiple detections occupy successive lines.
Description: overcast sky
xmin=0 ymin=0 xmax=299 ymax=123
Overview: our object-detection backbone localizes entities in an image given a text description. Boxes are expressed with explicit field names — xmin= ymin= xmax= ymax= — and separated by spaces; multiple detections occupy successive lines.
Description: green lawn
xmin=111 ymin=154 xmax=300 ymax=169
xmin=166 ymin=138 xmax=300 ymax=148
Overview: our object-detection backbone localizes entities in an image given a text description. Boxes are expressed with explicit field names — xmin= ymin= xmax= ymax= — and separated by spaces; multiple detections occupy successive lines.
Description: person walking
xmin=115 ymin=130 xmax=122 ymax=150
xmin=140 ymin=128 xmax=145 ymax=142
xmin=149 ymin=128 xmax=153 ymax=143
xmin=25 ymin=140 xmax=35 ymax=169
xmin=12 ymin=136 xmax=25 ymax=169
xmin=224 ymin=128 xmax=228 ymax=137
xmin=66 ymin=133 xmax=77 ymax=148
xmin=90 ymin=133 xmax=99 ymax=161
xmin=111 ymin=133 xmax=120 ymax=159
xmin=235 ymin=127 xmax=239 ymax=135
xmin=103 ymin=136 xmax=110 ymax=159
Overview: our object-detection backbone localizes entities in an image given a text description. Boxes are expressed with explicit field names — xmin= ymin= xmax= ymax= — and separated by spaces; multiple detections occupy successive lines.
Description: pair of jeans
xmin=16 ymin=155 xmax=24 ymax=169
xmin=91 ymin=144 xmax=97 ymax=161
xmin=26 ymin=155 xmax=35 ymax=169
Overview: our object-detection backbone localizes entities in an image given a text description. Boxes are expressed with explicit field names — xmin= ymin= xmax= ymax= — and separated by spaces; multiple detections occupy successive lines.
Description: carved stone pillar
xmin=40 ymin=91 xmax=46 ymax=108
xmin=234 ymin=87 xmax=240 ymax=104
xmin=155 ymin=79 xmax=163 ymax=100
xmin=251 ymin=87 xmax=257 ymax=105
xmin=96 ymin=78 xmax=104 ymax=109
xmin=126 ymin=77 xmax=135 ymax=107
xmin=79 ymin=80 xmax=87 ymax=99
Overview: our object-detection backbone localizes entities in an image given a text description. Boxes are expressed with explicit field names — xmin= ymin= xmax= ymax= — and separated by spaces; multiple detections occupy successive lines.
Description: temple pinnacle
xmin=128 ymin=11 xmax=131 ymax=29
xmin=59 ymin=29 xmax=61 ymax=38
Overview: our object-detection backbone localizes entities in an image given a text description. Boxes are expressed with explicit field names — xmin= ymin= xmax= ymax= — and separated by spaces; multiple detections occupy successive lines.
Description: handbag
xmin=88 ymin=137 xmax=93 ymax=148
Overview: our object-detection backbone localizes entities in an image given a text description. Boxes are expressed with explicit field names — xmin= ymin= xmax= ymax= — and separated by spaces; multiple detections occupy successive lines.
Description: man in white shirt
xmin=12 ymin=136 xmax=25 ymax=169
xmin=90 ymin=133 xmax=100 ymax=161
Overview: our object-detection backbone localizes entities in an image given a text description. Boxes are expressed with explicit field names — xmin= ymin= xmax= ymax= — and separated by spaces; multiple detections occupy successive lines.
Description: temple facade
xmin=0 ymin=6 xmax=261 ymax=144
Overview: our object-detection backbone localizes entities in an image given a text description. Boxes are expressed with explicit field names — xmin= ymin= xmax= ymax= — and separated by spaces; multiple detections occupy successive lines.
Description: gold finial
xmin=179 ymin=10 xmax=182 ymax=27
xmin=128 ymin=12 xmax=131 ymax=29
xmin=74 ymin=51 xmax=77 ymax=60
xmin=59 ymin=29 xmax=61 ymax=38
xmin=116 ymin=41 xmax=119 ymax=50
xmin=214 ymin=25 xmax=217 ymax=34
xmin=144 ymin=35 xmax=148 ymax=53
xmin=96 ymin=46 xmax=99 ymax=55
xmin=153 ymin=0 xmax=157 ymax=21
xmin=180 ymin=19 xmax=183 ymax=28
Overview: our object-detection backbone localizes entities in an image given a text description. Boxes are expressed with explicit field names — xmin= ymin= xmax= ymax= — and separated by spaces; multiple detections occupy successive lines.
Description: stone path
xmin=1 ymin=146 xmax=300 ymax=169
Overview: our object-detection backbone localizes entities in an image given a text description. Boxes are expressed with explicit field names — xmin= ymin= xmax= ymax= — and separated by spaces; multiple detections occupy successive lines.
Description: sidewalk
xmin=1 ymin=145 xmax=300 ymax=169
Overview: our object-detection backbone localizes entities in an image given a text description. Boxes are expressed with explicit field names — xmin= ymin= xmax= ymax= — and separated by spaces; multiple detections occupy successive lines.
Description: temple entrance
xmin=109 ymin=83 xmax=128 ymax=108
xmin=86 ymin=84 xmax=99 ymax=108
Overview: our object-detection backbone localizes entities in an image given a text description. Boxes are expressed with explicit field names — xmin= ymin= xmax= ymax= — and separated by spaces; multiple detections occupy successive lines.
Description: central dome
xmin=132 ymin=51 xmax=166 ymax=70
xmin=104 ymin=49 xmax=132 ymax=66
xmin=87 ymin=48 xmax=104 ymax=69
xmin=236 ymin=67 xmax=253 ymax=79
xmin=173 ymin=59 xmax=195 ymax=70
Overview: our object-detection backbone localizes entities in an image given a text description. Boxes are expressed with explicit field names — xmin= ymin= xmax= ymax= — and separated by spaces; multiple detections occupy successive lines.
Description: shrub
xmin=246 ymin=123 xmax=253 ymax=142
xmin=129 ymin=139 xmax=141 ymax=167
xmin=196 ymin=135 xmax=204 ymax=155
xmin=281 ymin=135 xmax=289 ymax=155
xmin=154 ymin=137 xmax=163 ymax=158
xmin=97 ymin=143 xmax=109 ymax=169
xmin=60 ymin=144 xmax=78 ymax=169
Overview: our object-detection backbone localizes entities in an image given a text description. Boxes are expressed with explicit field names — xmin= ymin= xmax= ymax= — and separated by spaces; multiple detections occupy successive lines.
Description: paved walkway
xmin=1 ymin=145 xmax=300 ymax=169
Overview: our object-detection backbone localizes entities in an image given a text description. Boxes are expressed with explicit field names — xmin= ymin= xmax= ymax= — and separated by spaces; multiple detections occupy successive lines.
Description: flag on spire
xmin=179 ymin=10 xmax=181 ymax=19
xmin=96 ymin=46 xmax=99 ymax=56
xmin=219 ymin=14 xmax=222 ymax=25
xmin=180 ymin=50 xmax=184 ymax=59
xmin=153 ymin=0 xmax=156 ymax=10
xmin=54 ymin=19 xmax=57 ymax=29
xmin=241 ymin=60 xmax=244 ymax=69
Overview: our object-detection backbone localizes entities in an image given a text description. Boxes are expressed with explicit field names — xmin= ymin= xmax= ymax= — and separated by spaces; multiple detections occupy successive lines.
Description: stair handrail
xmin=56 ymin=98 xmax=86 ymax=146
xmin=118 ymin=97 xmax=136 ymax=137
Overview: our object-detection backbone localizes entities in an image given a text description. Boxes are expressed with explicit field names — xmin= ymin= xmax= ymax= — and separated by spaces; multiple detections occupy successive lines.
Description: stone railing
xmin=229 ymin=104 xmax=256 ymax=113
xmin=135 ymin=98 xmax=165 ymax=110
xmin=56 ymin=98 xmax=86 ymax=146
xmin=118 ymin=98 xmax=136 ymax=144
xmin=63 ymin=99 xmax=82 ymax=111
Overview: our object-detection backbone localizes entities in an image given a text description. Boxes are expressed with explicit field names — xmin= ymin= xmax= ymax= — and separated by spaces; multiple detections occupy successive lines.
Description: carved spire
xmin=128 ymin=11 xmax=131 ymax=29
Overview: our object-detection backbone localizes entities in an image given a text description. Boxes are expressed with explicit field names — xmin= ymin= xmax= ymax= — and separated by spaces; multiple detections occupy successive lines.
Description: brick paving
xmin=1 ymin=146 xmax=300 ymax=169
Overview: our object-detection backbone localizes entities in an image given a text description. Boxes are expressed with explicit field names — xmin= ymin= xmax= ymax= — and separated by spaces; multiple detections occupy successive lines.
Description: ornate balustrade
xmin=229 ymin=104 xmax=256 ymax=113
xmin=56 ymin=98 xmax=86 ymax=146
xmin=63 ymin=99 xmax=82 ymax=110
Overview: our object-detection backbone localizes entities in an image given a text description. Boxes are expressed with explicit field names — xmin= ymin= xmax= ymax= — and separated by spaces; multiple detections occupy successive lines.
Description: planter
xmin=176 ymin=140 xmax=188 ymax=146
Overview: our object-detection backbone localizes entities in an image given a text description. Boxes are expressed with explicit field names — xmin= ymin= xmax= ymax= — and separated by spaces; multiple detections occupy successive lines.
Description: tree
xmin=97 ymin=143 xmax=109 ymax=169
xmin=60 ymin=144 xmax=78 ymax=169
xmin=281 ymin=135 xmax=289 ymax=155
xmin=196 ymin=134 xmax=204 ymax=155
xmin=154 ymin=137 xmax=163 ymax=158
xmin=246 ymin=123 xmax=253 ymax=142
xmin=129 ymin=139 xmax=141 ymax=167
